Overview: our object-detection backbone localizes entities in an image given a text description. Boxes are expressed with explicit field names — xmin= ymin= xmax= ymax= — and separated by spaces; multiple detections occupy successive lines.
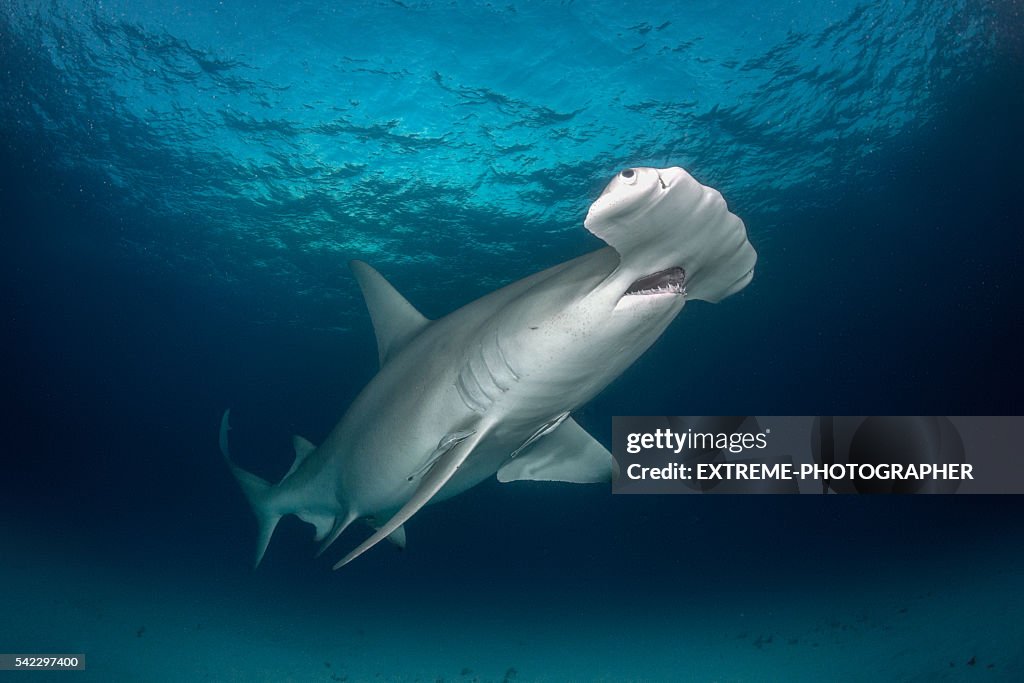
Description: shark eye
xmin=619 ymin=168 xmax=638 ymax=185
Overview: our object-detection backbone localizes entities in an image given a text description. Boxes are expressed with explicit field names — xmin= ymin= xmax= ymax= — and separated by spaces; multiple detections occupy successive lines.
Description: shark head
xmin=584 ymin=166 xmax=756 ymax=303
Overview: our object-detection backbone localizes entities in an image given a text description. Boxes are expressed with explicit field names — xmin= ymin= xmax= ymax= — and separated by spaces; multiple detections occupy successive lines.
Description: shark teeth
xmin=625 ymin=267 xmax=686 ymax=297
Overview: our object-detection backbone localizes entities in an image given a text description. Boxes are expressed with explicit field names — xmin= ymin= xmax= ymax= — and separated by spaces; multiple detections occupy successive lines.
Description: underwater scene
xmin=1 ymin=0 xmax=1022 ymax=680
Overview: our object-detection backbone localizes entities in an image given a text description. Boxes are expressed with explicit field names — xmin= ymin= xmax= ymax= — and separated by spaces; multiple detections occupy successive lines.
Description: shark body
xmin=220 ymin=166 xmax=756 ymax=569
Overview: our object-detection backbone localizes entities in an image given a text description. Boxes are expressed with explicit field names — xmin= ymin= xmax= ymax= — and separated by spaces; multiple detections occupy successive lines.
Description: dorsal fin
xmin=349 ymin=260 xmax=430 ymax=366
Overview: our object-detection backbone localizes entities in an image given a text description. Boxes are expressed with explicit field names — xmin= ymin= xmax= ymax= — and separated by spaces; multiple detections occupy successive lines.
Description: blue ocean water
xmin=1 ymin=0 xmax=1022 ymax=681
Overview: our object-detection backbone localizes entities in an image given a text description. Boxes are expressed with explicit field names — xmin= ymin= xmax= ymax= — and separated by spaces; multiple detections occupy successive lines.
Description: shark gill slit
xmin=466 ymin=355 xmax=495 ymax=403
xmin=478 ymin=342 xmax=510 ymax=393
xmin=455 ymin=373 xmax=488 ymax=413
xmin=468 ymin=348 xmax=507 ymax=405
xmin=493 ymin=335 xmax=520 ymax=381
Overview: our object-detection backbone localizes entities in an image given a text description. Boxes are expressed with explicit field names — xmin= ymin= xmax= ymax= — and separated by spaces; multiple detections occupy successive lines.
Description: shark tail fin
xmin=219 ymin=410 xmax=283 ymax=568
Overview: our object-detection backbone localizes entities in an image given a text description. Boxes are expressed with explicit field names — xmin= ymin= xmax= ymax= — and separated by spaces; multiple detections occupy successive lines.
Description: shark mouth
xmin=624 ymin=267 xmax=686 ymax=297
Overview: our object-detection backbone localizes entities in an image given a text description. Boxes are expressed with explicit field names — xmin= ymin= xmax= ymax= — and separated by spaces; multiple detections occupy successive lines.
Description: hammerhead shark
xmin=220 ymin=166 xmax=756 ymax=569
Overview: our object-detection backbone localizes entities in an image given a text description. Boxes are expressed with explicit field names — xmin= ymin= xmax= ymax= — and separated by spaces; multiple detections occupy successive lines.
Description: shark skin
xmin=220 ymin=166 xmax=757 ymax=569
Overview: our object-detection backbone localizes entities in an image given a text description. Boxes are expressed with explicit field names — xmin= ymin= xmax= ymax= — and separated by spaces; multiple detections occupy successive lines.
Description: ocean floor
xmin=2 ymin=525 xmax=1021 ymax=682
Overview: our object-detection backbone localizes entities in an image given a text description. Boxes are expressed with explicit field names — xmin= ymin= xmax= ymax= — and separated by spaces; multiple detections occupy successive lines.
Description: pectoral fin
xmin=333 ymin=429 xmax=482 ymax=569
xmin=498 ymin=417 xmax=613 ymax=484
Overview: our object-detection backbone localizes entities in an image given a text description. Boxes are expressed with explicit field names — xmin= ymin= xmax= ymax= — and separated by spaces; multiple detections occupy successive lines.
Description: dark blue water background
xmin=1 ymin=1 xmax=1022 ymax=679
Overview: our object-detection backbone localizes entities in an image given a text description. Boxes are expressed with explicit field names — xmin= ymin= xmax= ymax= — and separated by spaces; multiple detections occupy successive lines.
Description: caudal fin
xmin=219 ymin=410 xmax=282 ymax=568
